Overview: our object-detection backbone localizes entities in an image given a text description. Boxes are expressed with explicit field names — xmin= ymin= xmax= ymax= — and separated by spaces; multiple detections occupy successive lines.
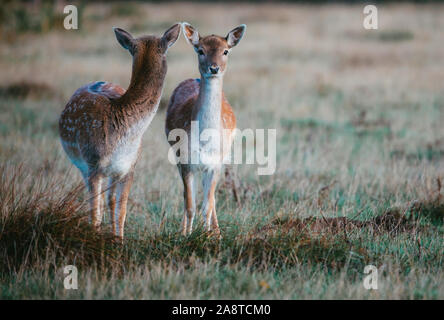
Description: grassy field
xmin=0 ymin=2 xmax=443 ymax=299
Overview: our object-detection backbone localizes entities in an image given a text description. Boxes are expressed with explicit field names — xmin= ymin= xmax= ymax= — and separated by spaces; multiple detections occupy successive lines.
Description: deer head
xmin=113 ymin=23 xmax=181 ymax=58
xmin=112 ymin=24 xmax=181 ymax=98
xmin=182 ymin=23 xmax=246 ymax=78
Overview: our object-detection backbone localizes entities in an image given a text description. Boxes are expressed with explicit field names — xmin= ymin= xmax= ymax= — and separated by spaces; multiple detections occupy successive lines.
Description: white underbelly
xmin=104 ymin=117 xmax=153 ymax=176
xmin=105 ymin=136 xmax=141 ymax=176
xmin=188 ymin=143 xmax=223 ymax=173
xmin=189 ymin=129 xmax=235 ymax=168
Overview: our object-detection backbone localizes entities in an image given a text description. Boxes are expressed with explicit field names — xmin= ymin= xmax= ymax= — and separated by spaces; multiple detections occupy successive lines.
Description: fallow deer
xmin=59 ymin=24 xmax=181 ymax=238
xmin=165 ymin=23 xmax=246 ymax=236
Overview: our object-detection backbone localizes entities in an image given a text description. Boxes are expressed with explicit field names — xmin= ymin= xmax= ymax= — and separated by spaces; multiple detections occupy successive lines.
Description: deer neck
xmin=116 ymin=54 xmax=167 ymax=127
xmin=193 ymin=76 xmax=223 ymax=133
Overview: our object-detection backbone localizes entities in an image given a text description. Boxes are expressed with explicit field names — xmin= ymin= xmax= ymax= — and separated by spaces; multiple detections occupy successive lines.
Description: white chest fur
xmin=193 ymin=77 xmax=223 ymax=167
xmin=106 ymin=114 xmax=155 ymax=176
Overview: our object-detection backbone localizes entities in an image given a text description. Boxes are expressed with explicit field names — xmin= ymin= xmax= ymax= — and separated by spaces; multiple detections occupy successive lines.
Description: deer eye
xmin=197 ymin=49 xmax=204 ymax=55
xmin=223 ymin=50 xmax=229 ymax=55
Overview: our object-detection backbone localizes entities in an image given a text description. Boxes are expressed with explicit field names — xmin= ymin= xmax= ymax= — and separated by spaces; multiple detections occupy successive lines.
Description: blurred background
xmin=1 ymin=1 xmax=443 ymax=178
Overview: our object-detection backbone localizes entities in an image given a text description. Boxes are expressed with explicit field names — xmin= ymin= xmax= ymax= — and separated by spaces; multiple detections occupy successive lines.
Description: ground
xmin=0 ymin=2 xmax=443 ymax=299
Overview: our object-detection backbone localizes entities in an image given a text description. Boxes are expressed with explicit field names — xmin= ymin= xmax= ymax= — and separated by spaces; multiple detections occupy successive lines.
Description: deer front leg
xmin=201 ymin=169 xmax=220 ymax=232
xmin=114 ymin=172 xmax=134 ymax=239
xmin=181 ymin=171 xmax=195 ymax=235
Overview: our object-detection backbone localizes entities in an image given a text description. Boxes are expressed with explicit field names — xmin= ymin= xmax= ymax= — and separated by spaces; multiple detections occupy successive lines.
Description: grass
xmin=1 ymin=163 xmax=441 ymax=299
xmin=0 ymin=2 xmax=443 ymax=299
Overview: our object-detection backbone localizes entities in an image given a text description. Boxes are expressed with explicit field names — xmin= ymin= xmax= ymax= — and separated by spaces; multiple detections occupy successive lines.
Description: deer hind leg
xmin=114 ymin=172 xmax=134 ymax=239
xmin=211 ymin=201 xmax=220 ymax=234
xmin=87 ymin=171 xmax=103 ymax=228
xmin=107 ymin=177 xmax=118 ymax=234
xmin=100 ymin=188 xmax=106 ymax=221
xmin=181 ymin=170 xmax=195 ymax=235
xmin=201 ymin=169 xmax=220 ymax=232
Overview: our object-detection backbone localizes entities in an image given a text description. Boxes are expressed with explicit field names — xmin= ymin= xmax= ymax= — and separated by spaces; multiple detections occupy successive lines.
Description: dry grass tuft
xmin=0 ymin=164 xmax=122 ymax=275
xmin=256 ymin=204 xmax=442 ymax=238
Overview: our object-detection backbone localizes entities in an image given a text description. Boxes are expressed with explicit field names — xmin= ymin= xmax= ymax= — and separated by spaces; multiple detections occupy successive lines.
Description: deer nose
xmin=209 ymin=65 xmax=219 ymax=74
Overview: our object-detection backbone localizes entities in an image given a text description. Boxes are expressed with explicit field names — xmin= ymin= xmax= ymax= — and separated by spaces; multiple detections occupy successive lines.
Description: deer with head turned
xmin=165 ymin=23 xmax=246 ymax=236
xmin=59 ymin=24 xmax=181 ymax=239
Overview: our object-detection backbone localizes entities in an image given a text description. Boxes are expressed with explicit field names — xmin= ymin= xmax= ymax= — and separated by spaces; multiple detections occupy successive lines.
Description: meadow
xmin=0 ymin=2 xmax=443 ymax=299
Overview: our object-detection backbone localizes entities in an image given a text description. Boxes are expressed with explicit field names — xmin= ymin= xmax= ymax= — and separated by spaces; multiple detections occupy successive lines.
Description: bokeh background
xmin=0 ymin=1 xmax=443 ymax=299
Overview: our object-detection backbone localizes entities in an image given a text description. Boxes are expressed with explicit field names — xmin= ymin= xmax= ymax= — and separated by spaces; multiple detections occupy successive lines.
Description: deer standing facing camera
xmin=59 ymin=24 xmax=181 ymax=238
xmin=166 ymin=23 xmax=246 ymax=236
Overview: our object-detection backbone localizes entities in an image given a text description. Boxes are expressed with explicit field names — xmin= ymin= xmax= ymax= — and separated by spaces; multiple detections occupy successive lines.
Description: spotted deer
xmin=59 ymin=24 xmax=181 ymax=238
xmin=165 ymin=23 xmax=246 ymax=236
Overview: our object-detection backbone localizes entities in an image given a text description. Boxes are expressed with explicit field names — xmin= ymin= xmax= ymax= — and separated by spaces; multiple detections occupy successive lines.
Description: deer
xmin=59 ymin=24 xmax=181 ymax=239
xmin=165 ymin=22 xmax=246 ymax=236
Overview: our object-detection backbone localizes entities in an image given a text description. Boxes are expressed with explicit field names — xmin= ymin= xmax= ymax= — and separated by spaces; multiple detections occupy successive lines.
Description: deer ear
xmin=162 ymin=23 xmax=181 ymax=51
xmin=113 ymin=27 xmax=135 ymax=53
xmin=226 ymin=24 xmax=246 ymax=48
xmin=182 ymin=22 xmax=200 ymax=47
